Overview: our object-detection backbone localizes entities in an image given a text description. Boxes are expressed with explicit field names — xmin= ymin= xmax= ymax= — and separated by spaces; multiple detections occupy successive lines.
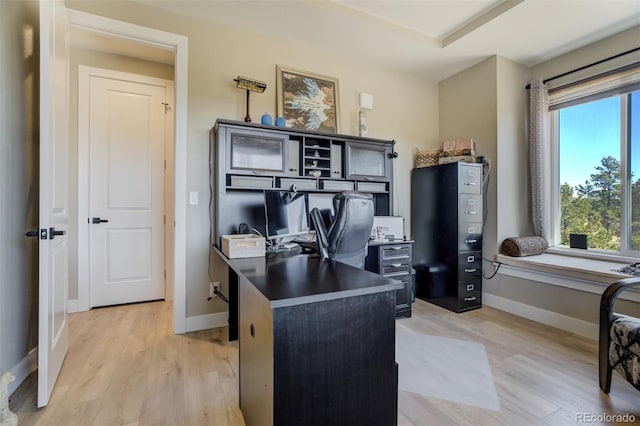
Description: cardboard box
xmin=221 ymin=234 xmax=266 ymax=258
xmin=442 ymin=139 xmax=476 ymax=156
xmin=438 ymin=155 xmax=477 ymax=164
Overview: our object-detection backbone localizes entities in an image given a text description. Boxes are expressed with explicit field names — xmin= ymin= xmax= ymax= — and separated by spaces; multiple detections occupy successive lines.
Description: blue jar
xmin=261 ymin=113 xmax=273 ymax=125
xmin=275 ymin=116 xmax=286 ymax=127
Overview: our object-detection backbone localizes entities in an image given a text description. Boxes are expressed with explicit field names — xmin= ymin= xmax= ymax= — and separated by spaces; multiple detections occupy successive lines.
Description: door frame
xmin=77 ymin=66 xmax=174 ymax=310
xmin=68 ymin=9 xmax=188 ymax=333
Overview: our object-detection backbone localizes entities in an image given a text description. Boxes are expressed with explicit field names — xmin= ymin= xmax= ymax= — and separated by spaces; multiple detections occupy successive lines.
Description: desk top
xmin=214 ymin=247 xmax=402 ymax=308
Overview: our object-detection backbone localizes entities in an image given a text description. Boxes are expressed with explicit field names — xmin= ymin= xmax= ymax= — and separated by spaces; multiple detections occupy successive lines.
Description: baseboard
xmin=8 ymin=347 xmax=38 ymax=396
xmin=68 ymin=299 xmax=79 ymax=313
xmin=185 ymin=311 xmax=228 ymax=332
xmin=483 ymin=293 xmax=598 ymax=340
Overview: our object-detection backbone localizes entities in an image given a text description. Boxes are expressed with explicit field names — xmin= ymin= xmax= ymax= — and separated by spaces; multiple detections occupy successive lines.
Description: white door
xmin=38 ymin=0 xmax=69 ymax=408
xmin=88 ymin=74 xmax=167 ymax=307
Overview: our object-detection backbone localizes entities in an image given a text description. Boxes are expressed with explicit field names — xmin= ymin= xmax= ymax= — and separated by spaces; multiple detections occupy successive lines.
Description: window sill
xmin=495 ymin=252 xmax=640 ymax=302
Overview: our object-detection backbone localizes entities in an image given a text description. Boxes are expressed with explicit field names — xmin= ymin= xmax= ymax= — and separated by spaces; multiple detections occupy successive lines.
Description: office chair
xmin=599 ymin=277 xmax=640 ymax=394
xmin=310 ymin=191 xmax=374 ymax=269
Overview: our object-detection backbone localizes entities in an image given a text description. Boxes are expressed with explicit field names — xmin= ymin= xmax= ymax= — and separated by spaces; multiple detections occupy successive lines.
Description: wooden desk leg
xmin=228 ymin=268 xmax=239 ymax=341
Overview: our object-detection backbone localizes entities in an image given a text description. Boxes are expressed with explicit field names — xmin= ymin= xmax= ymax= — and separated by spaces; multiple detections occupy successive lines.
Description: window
xmin=552 ymin=87 xmax=639 ymax=256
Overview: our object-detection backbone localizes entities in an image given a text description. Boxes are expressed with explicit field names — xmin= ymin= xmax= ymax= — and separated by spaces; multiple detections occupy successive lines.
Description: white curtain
xmin=528 ymin=79 xmax=551 ymax=241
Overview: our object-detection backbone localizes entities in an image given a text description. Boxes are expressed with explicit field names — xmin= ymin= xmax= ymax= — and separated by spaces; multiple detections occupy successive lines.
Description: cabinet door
xmin=345 ymin=142 xmax=391 ymax=181
xmin=330 ymin=143 xmax=343 ymax=178
xmin=287 ymin=138 xmax=300 ymax=176
xmin=227 ymin=128 xmax=289 ymax=176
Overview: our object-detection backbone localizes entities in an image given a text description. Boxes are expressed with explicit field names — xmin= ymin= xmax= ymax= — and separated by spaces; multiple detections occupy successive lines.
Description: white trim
xmin=8 ymin=348 xmax=38 ymax=396
xmin=185 ymin=312 xmax=229 ymax=333
xmin=77 ymin=66 xmax=174 ymax=312
xmin=483 ymin=293 xmax=598 ymax=340
xmin=68 ymin=299 xmax=78 ymax=313
xmin=496 ymin=255 xmax=640 ymax=303
xmin=68 ymin=9 xmax=188 ymax=333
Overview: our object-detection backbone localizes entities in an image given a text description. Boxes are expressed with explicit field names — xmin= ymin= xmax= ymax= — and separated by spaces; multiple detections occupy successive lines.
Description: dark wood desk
xmin=214 ymin=248 xmax=400 ymax=426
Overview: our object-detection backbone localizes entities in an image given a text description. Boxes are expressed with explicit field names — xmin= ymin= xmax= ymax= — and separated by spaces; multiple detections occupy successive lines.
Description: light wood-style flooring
xmin=9 ymin=299 xmax=640 ymax=425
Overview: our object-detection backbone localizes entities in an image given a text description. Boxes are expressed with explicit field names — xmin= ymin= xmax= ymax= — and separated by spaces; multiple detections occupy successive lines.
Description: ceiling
xmin=74 ymin=0 xmax=640 ymax=82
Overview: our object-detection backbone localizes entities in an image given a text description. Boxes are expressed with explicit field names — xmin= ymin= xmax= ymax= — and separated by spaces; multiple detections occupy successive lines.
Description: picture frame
xmin=276 ymin=65 xmax=340 ymax=134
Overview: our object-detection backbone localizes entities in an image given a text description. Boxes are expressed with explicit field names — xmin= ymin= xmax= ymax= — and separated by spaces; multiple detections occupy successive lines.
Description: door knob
xmin=24 ymin=230 xmax=39 ymax=238
xmin=91 ymin=217 xmax=109 ymax=224
xmin=49 ymin=227 xmax=65 ymax=239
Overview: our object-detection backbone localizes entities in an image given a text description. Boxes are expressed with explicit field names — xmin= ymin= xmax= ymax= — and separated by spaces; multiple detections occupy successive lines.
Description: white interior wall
xmin=0 ymin=0 xmax=39 ymax=387
xmin=65 ymin=0 xmax=439 ymax=318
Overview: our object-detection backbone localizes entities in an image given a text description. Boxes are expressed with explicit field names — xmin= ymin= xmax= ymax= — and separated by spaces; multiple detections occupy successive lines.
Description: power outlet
xmin=209 ymin=281 xmax=220 ymax=299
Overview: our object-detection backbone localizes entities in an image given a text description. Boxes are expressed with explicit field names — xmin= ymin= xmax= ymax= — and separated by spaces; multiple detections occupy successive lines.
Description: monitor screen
xmin=264 ymin=190 xmax=309 ymax=240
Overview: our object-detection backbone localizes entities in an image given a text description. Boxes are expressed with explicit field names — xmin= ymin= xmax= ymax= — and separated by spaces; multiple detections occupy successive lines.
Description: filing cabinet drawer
xmin=381 ymin=263 xmax=411 ymax=277
xmin=458 ymin=222 xmax=482 ymax=251
xmin=459 ymin=290 xmax=482 ymax=310
xmin=457 ymin=252 xmax=482 ymax=280
xmin=458 ymin=163 xmax=482 ymax=194
xmin=458 ymin=194 xmax=482 ymax=221
xmin=458 ymin=281 xmax=482 ymax=295
xmin=381 ymin=244 xmax=411 ymax=260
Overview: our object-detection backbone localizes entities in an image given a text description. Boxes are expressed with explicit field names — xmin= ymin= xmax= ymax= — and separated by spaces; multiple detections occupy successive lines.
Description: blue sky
xmin=559 ymin=91 xmax=639 ymax=189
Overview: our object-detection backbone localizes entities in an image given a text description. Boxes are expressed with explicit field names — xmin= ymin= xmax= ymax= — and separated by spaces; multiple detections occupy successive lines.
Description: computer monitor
xmin=264 ymin=190 xmax=310 ymax=241
xmin=307 ymin=193 xmax=335 ymax=231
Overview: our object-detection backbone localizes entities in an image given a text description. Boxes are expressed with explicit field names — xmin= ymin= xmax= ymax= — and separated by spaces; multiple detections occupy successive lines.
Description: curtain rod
xmin=525 ymin=46 xmax=640 ymax=90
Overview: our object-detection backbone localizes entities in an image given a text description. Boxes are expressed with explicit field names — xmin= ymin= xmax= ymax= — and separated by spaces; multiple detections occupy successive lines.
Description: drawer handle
xmin=388 ymin=247 xmax=404 ymax=250
xmin=389 ymin=263 xmax=403 ymax=268
xmin=465 ymin=239 xmax=477 ymax=244
xmin=466 ymin=284 xmax=475 ymax=291
xmin=289 ymin=168 xmax=298 ymax=172
xmin=464 ymin=268 xmax=477 ymax=273
xmin=464 ymin=182 xmax=477 ymax=186
xmin=252 ymin=170 xmax=265 ymax=175
xmin=464 ymin=296 xmax=476 ymax=301
xmin=464 ymin=211 xmax=477 ymax=215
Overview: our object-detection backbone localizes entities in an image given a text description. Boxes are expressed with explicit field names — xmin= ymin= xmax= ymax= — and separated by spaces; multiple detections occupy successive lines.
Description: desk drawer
xmin=396 ymin=275 xmax=411 ymax=306
xmin=381 ymin=262 xmax=411 ymax=277
xmin=381 ymin=244 xmax=411 ymax=260
xmin=278 ymin=178 xmax=317 ymax=191
xmin=230 ymin=175 xmax=273 ymax=189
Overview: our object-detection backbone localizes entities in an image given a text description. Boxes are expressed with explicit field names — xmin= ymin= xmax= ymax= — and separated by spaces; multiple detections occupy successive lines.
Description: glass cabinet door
xmin=345 ymin=142 xmax=391 ymax=180
xmin=227 ymin=129 xmax=289 ymax=175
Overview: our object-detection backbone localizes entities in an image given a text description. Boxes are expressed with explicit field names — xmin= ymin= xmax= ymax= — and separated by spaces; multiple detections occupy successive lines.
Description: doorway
xmin=68 ymin=9 xmax=188 ymax=332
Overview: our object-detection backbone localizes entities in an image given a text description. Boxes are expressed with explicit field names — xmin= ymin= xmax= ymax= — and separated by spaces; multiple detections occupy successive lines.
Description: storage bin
xmin=414 ymin=149 xmax=441 ymax=168
xmin=221 ymin=234 xmax=266 ymax=258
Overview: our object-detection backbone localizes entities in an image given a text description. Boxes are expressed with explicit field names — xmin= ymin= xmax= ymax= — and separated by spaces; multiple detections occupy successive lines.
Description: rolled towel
xmin=501 ymin=236 xmax=548 ymax=257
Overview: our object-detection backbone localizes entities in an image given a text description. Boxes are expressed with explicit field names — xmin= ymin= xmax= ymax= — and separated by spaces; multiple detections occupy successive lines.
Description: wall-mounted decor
xmin=276 ymin=65 xmax=340 ymax=134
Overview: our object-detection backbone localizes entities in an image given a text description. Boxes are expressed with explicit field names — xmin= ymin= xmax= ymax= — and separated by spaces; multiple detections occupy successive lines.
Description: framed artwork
xmin=276 ymin=65 xmax=340 ymax=134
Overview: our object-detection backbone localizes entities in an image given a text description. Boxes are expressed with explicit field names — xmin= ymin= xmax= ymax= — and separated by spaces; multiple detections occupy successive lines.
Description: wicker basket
xmin=415 ymin=149 xmax=442 ymax=168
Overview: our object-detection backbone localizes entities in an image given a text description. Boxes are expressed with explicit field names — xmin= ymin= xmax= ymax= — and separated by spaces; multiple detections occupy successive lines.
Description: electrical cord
xmin=482 ymin=257 xmax=502 ymax=279
xmin=208 ymin=128 xmax=229 ymax=304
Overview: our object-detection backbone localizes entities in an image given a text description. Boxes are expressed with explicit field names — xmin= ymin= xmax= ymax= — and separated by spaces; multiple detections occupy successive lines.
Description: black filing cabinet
xmin=366 ymin=241 xmax=413 ymax=317
xmin=411 ymin=162 xmax=483 ymax=313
